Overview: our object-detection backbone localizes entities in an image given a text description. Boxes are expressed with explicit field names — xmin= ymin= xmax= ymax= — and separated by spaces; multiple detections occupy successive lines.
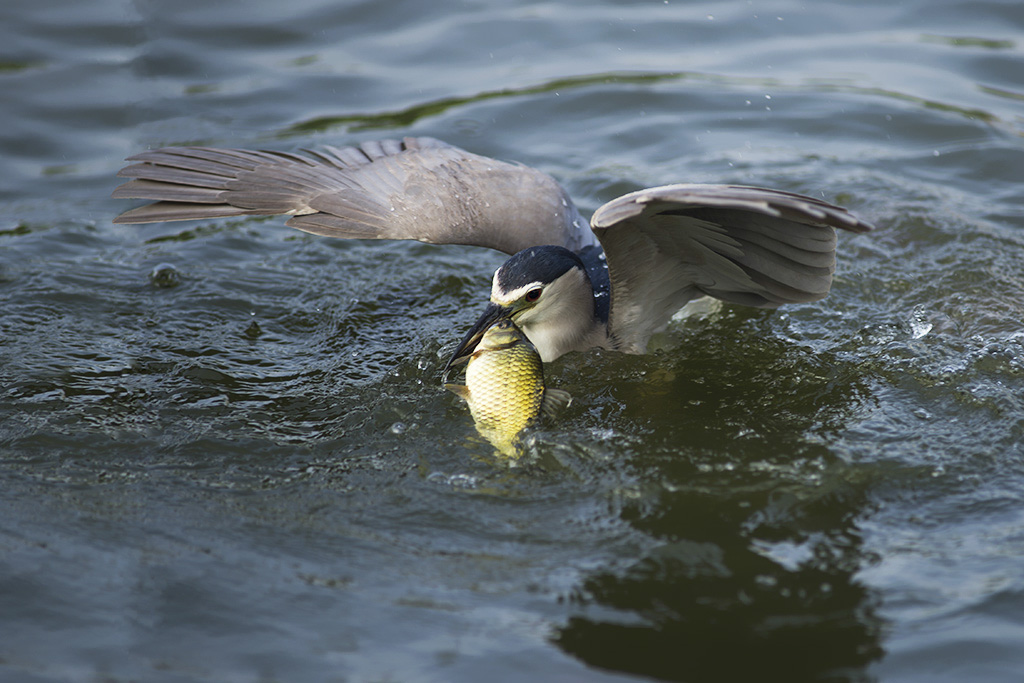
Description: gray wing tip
xmin=592 ymin=183 xmax=874 ymax=234
xmin=704 ymin=184 xmax=876 ymax=233
xmin=112 ymin=201 xmax=256 ymax=224
xmin=836 ymin=212 xmax=875 ymax=234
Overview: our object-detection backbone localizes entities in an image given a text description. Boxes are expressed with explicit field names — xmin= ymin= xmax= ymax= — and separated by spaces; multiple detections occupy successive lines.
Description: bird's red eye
xmin=525 ymin=287 xmax=542 ymax=303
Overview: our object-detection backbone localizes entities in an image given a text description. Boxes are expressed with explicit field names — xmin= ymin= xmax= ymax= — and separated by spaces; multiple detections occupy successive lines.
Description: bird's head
xmin=444 ymin=246 xmax=597 ymax=373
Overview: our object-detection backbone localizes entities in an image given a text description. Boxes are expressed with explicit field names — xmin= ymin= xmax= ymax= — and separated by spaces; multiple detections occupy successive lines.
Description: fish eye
xmin=525 ymin=287 xmax=542 ymax=303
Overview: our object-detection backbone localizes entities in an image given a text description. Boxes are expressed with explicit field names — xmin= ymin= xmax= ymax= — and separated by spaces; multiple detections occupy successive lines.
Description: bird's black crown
xmin=496 ymin=245 xmax=585 ymax=290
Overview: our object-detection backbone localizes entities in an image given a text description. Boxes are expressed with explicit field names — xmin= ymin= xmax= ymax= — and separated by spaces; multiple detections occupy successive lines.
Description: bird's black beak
xmin=443 ymin=302 xmax=510 ymax=378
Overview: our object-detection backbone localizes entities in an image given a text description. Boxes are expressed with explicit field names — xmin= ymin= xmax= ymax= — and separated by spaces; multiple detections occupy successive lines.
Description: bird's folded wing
xmin=590 ymin=184 xmax=873 ymax=353
xmin=112 ymin=137 xmax=596 ymax=256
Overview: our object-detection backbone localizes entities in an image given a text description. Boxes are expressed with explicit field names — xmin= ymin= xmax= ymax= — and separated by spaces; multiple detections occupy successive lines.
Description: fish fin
xmin=441 ymin=354 xmax=470 ymax=384
xmin=444 ymin=383 xmax=471 ymax=402
xmin=541 ymin=388 xmax=573 ymax=418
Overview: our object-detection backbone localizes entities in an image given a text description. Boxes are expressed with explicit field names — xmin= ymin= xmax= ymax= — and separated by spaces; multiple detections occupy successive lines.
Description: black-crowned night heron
xmin=112 ymin=137 xmax=872 ymax=369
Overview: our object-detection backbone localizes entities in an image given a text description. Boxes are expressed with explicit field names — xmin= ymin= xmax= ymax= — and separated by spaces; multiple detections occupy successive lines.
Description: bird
xmin=111 ymin=136 xmax=872 ymax=370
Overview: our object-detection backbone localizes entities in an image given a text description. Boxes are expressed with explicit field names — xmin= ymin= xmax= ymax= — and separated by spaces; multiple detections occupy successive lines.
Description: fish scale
xmin=465 ymin=335 xmax=545 ymax=437
xmin=446 ymin=319 xmax=570 ymax=457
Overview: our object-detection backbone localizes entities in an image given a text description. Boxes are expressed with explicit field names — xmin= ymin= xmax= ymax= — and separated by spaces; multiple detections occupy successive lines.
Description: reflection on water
xmin=557 ymin=469 xmax=883 ymax=680
xmin=559 ymin=535 xmax=880 ymax=681
xmin=550 ymin=312 xmax=883 ymax=680
xmin=281 ymin=67 xmax=1016 ymax=138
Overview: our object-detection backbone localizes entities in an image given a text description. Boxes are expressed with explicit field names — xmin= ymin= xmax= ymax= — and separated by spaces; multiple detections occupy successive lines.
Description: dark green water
xmin=2 ymin=0 xmax=1024 ymax=681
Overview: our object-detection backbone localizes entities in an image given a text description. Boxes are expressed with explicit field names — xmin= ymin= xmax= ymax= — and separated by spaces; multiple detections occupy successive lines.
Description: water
xmin=2 ymin=0 xmax=1024 ymax=680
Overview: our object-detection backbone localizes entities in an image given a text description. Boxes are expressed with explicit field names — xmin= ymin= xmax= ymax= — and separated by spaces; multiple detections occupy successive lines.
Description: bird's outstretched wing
xmin=590 ymin=184 xmax=873 ymax=353
xmin=112 ymin=137 xmax=596 ymax=255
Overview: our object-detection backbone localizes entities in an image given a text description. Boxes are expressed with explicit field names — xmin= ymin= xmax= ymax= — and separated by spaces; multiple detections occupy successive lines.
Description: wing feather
xmin=111 ymin=179 xmax=225 ymax=203
xmin=112 ymin=137 xmax=597 ymax=255
xmin=591 ymin=184 xmax=872 ymax=353
xmin=114 ymin=201 xmax=259 ymax=224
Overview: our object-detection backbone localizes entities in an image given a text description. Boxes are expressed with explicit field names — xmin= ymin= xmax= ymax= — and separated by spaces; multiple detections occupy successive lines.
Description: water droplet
xmin=390 ymin=422 xmax=407 ymax=435
xmin=909 ymin=306 xmax=933 ymax=339
xmin=244 ymin=320 xmax=262 ymax=339
xmin=426 ymin=471 xmax=479 ymax=488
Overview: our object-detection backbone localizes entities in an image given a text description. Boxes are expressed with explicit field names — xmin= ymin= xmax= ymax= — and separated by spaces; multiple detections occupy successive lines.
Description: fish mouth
xmin=443 ymin=302 xmax=511 ymax=377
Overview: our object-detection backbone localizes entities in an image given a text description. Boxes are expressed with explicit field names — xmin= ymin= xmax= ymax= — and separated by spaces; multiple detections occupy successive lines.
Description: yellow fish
xmin=445 ymin=319 xmax=571 ymax=456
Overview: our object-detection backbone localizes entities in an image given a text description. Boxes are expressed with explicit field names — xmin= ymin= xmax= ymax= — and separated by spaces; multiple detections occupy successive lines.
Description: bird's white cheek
xmin=512 ymin=304 xmax=541 ymax=326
